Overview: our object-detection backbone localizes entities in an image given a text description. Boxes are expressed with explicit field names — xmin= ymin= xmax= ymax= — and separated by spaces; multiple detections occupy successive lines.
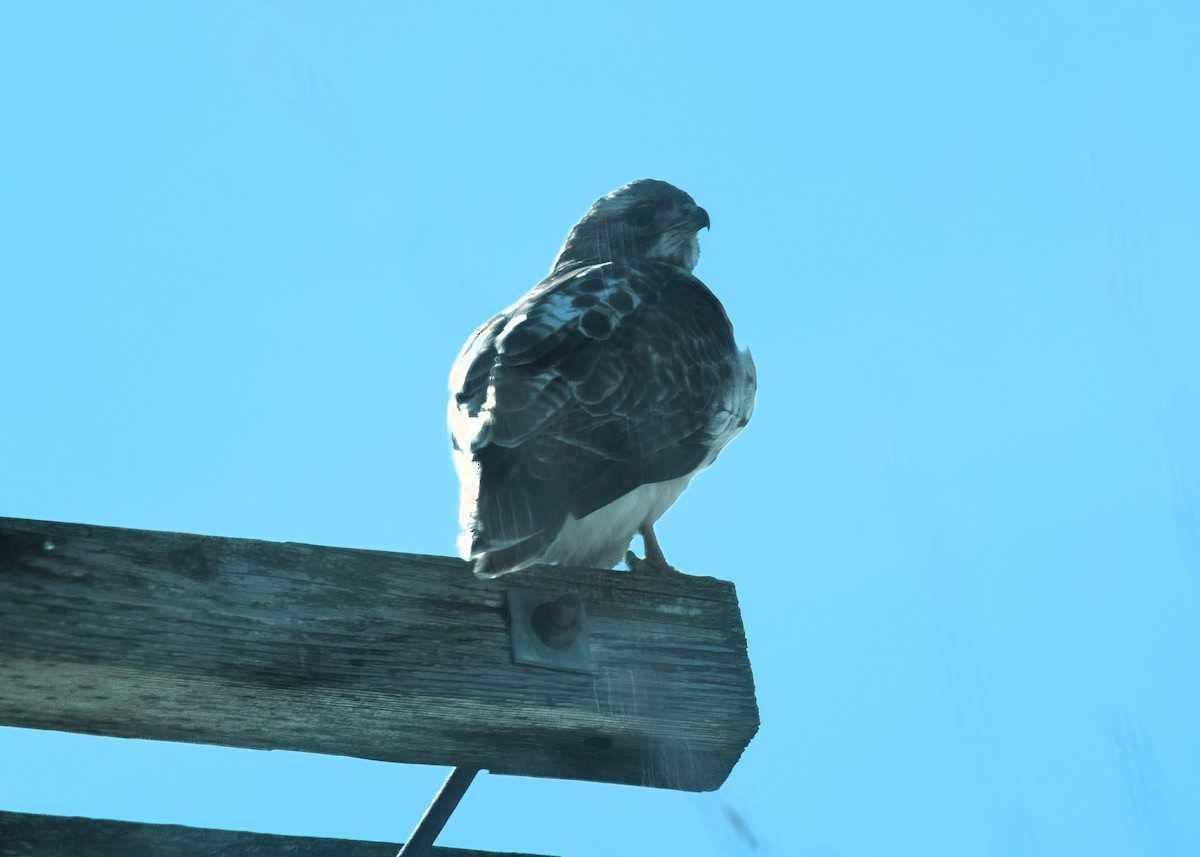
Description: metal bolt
xmin=531 ymin=593 xmax=582 ymax=650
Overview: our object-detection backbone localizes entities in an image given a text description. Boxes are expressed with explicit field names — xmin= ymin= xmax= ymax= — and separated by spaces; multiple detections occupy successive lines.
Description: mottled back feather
xmin=448 ymin=180 xmax=754 ymax=576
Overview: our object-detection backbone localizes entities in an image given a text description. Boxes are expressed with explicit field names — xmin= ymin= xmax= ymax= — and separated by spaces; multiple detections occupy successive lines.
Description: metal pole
xmin=396 ymin=767 xmax=479 ymax=857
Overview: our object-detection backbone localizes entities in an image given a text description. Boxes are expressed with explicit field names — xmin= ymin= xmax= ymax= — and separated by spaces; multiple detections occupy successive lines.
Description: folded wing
xmin=449 ymin=261 xmax=741 ymax=573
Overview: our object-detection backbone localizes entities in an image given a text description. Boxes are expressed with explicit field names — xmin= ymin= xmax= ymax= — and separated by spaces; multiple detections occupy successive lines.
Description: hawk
xmin=449 ymin=179 xmax=756 ymax=578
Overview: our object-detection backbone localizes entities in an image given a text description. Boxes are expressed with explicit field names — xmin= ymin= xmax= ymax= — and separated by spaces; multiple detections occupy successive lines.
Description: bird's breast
xmin=541 ymin=472 xmax=697 ymax=569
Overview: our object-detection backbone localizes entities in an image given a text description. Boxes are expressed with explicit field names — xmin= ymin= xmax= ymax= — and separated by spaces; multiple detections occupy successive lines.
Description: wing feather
xmin=448 ymin=261 xmax=740 ymax=570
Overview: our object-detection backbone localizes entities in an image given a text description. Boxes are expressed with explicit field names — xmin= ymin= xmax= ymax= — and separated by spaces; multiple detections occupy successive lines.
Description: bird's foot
xmin=624 ymin=550 xmax=682 ymax=575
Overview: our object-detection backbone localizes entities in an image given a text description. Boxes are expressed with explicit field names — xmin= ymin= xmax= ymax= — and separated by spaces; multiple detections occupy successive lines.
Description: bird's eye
xmin=680 ymin=203 xmax=695 ymax=216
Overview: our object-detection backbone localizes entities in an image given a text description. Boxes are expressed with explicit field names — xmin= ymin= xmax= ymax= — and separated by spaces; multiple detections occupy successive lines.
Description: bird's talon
xmin=625 ymin=551 xmax=681 ymax=575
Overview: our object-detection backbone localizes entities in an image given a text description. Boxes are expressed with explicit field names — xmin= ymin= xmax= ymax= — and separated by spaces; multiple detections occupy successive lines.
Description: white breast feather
xmin=540 ymin=473 xmax=697 ymax=569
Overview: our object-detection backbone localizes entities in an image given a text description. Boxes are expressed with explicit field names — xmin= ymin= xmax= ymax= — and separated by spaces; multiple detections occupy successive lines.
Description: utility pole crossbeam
xmin=0 ymin=810 xmax=551 ymax=857
xmin=0 ymin=518 xmax=759 ymax=792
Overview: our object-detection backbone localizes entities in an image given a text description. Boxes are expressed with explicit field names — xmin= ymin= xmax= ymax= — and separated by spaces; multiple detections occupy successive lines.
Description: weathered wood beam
xmin=0 ymin=517 xmax=758 ymax=791
xmin=0 ymin=810 xmax=549 ymax=856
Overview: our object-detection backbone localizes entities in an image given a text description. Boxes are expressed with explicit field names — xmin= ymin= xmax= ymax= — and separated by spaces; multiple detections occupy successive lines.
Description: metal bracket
xmin=395 ymin=767 xmax=478 ymax=857
xmin=506 ymin=589 xmax=593 ymax=673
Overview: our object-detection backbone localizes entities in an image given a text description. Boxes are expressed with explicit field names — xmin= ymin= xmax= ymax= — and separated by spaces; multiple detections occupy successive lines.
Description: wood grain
xmin=0 ymin=518 xmax=758 ymax=791
xmin=0 ymin=811 xmax=549 ymax=856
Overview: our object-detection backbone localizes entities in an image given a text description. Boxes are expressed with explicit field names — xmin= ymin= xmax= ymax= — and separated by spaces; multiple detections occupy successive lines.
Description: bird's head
xmin=552 ymin=179 xmax=710 ymax=273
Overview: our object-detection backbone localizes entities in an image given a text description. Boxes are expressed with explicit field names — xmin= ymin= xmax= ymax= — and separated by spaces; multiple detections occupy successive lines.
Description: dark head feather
xmin=552 ymin=179 xmax=710 ymax=273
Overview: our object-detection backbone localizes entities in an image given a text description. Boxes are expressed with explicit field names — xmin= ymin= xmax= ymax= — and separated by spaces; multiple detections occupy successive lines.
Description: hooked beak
xmin=689 ymin=206 xmax=711 ymax=231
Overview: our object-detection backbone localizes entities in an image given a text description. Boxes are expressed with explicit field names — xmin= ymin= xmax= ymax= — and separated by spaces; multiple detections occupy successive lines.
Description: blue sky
xmin=2 ymin=2 xmax=1198 ymax=854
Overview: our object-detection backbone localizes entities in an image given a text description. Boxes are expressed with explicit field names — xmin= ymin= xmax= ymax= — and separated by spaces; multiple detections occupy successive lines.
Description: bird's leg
xmin=624 ymin=523 xmax=681 ymax=575
xmin=641 ymin=524 xmax=669 ymax=566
